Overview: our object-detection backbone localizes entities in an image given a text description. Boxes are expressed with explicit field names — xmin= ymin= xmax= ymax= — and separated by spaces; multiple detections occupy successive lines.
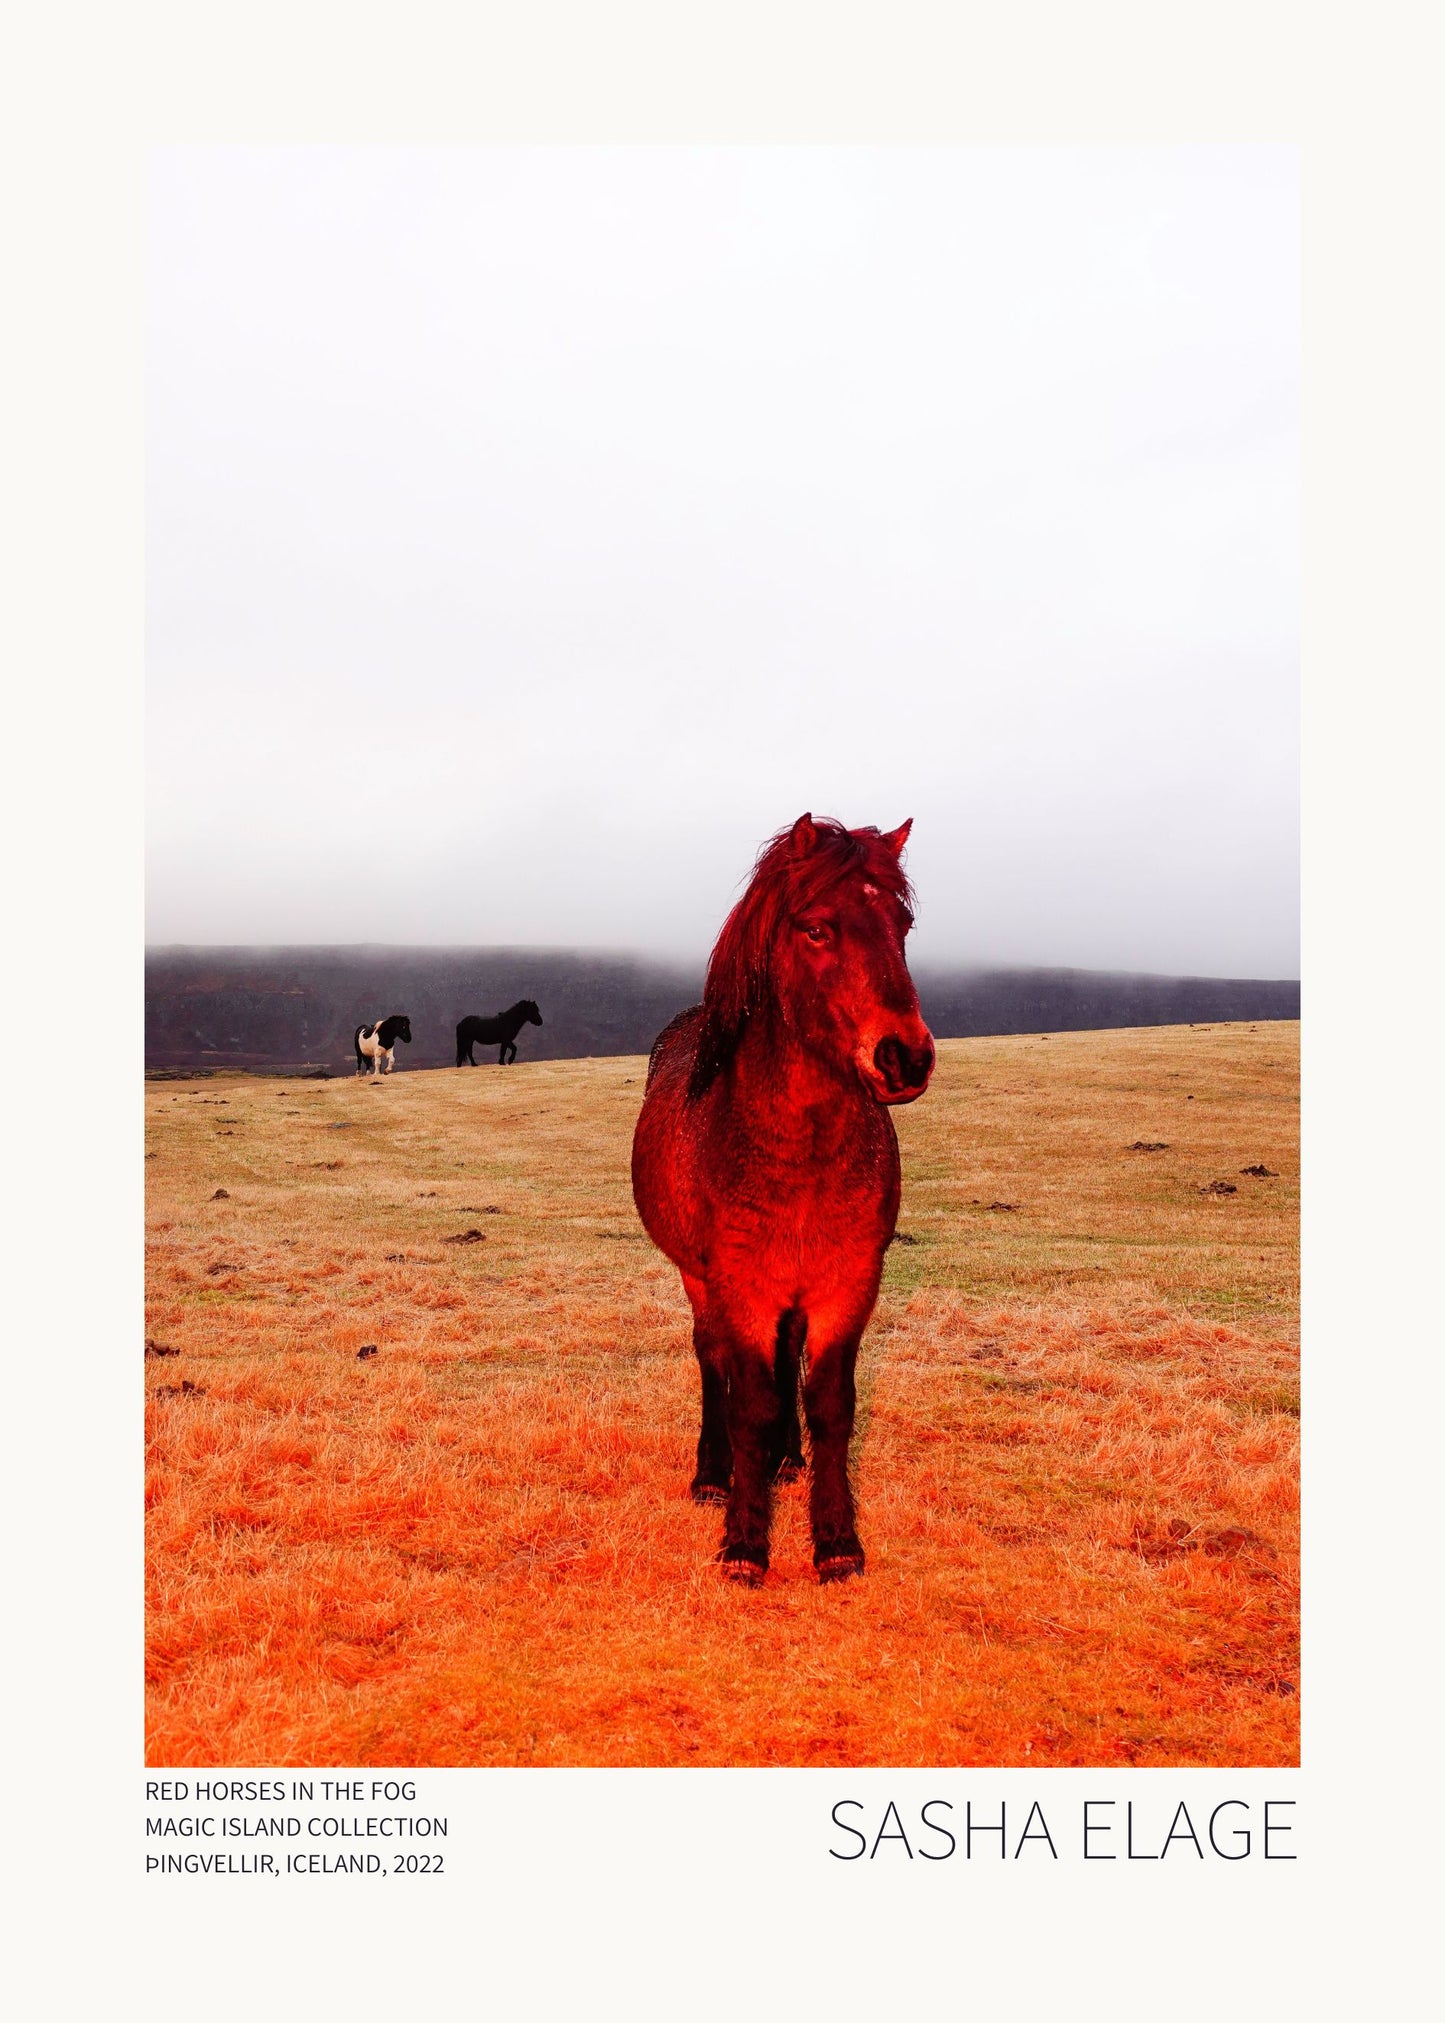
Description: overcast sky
xmin=147 ymin=147 xmax=1298 ymax=976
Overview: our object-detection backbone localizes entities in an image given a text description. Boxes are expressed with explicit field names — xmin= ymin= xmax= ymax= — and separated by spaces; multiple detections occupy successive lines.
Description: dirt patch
xmin=155 ymin=1380 xmax=206 ymax=1400
xmin=1169 ymin=1519 xmax=1264 ymax=1557
xmin=442 ymin=1229 xmax=486 ymax=1245
xmin=1130 ymin=1519 xmax=1267 ymax=1563
xmin=1240 ymin=1165 xmax=1278 ymax=1178
xmin=208 ymin=1189 xmax=230 ymax=1201
xmin=1199 ymin=1180 xmax=1238 ymax=1197
xmin=145 ymin=1340 xmax=179 ymax=1359
xmin=1129 ymin=1141 xmax=1169 ymax=1152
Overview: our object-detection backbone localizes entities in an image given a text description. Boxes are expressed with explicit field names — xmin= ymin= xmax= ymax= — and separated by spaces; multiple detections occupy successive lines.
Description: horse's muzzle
xmin=868 ymin=1033 xmax=935 ymax=1104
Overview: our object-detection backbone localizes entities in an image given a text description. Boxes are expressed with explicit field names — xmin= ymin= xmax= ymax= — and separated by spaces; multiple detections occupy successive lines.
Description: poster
xmin=8 ymin=4 xmax=1434 ymax=2014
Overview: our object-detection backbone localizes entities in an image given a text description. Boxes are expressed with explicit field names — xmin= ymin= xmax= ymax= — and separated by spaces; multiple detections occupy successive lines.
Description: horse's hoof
xmin=772 ymin=1456 xmax=806 ymax=1485
xmin=816 ymin=1550 xmax=866 ymax=1584
xmin=690 ymin=1479 xmax=729 ymax=1506
xmin=718 ymin=1548 xmax=768 ymax=1587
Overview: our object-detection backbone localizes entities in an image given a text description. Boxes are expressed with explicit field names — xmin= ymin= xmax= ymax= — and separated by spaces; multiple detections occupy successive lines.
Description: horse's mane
xmin=690 ymin=817 xmax=914 ymax=1095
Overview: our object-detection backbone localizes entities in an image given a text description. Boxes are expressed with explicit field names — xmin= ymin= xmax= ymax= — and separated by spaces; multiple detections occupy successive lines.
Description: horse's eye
xmin=803 ymin=922 xmax=832 ymax=946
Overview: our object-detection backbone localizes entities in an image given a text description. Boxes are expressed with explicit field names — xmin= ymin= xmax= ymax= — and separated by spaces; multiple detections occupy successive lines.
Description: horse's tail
xmin=456 ymin=1020 xmax=469 ymax=1068
xmin=354 ymin=1024 xmax=370 ymax=1073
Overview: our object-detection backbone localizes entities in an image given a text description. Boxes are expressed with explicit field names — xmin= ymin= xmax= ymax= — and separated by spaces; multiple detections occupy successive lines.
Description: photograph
xmin=144 ymin=144 xmax=1299 ymax=1770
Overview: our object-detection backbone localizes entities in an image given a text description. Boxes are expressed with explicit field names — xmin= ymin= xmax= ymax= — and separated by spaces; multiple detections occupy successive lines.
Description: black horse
xmin=354 ymin=1014 xmax=412 ymax=1077
xmin=456 ymin=1001 xmax=543 ymax=1066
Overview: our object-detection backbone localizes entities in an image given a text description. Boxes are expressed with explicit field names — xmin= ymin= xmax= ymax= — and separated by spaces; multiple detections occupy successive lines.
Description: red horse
xmin=631 ymin=814 xmax=935 ymax=1585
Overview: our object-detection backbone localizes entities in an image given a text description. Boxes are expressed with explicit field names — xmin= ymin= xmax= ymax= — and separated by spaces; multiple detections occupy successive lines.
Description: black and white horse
xmin=456 ymin=1000 xmax=543 ymax=1067
xmin=355 ymin=1014 xmax=413 ymax=1077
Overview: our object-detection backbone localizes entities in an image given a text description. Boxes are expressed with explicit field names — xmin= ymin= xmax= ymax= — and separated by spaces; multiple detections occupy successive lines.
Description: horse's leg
xmin=706 ymin=1294 xmax=784 ymax=1584
xmin=802 ymin=1328 xmax=866 ymax=1582
xmin=682 ymin=1273 xmax=730 ymax=1505
xmin=770 ymin=1307 xmax=807 ymax=1483
xmin=719 ymin=1336 xmax=783 ymax=1584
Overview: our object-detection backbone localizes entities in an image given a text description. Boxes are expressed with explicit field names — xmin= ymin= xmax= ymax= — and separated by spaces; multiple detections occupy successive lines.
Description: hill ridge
xmin=145 ymin=945 xmax=1301 ymax=1074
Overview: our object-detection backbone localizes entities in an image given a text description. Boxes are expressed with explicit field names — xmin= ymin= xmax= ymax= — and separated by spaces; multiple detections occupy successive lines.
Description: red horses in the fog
xmin=632 ymin=814 xmax=935 ymax=1585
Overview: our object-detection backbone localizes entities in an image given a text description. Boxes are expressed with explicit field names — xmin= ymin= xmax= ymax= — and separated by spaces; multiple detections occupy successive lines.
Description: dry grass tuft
xmin=146 ymin=1023 xmax=1298 ymax=1766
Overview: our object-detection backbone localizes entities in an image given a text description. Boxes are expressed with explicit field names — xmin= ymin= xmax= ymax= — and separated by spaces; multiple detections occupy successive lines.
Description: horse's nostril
xmin=874 ymin=1035 xmax=933 ymax=1091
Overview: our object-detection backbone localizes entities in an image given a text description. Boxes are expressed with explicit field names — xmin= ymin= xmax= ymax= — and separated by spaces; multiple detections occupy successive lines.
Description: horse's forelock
xmin=745 ymin=819 xmax=913 ymax=945
xmin=785 ymin=824 xmax=914 ymax=921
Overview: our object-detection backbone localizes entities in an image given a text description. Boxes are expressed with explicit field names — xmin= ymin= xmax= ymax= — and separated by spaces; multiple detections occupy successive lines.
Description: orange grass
xmin=145 ymin=1022 xmax=1298 ymax=1766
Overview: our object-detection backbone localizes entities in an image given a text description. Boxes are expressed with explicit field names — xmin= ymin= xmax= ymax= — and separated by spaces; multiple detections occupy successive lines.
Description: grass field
xmin=145 ymin=1021 xmax=1298 ymax=1767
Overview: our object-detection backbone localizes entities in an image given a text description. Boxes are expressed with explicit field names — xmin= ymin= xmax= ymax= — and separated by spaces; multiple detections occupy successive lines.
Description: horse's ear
xmin=789 ymin=812 xmax=818 ymax=858
xmin=880 ymin=818 xmax=912 ymax=859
